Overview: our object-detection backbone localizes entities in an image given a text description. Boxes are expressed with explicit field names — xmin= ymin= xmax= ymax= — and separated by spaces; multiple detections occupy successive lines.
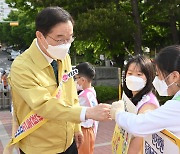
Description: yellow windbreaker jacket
xmin=8 ymin=39 xmax=82 ymax=154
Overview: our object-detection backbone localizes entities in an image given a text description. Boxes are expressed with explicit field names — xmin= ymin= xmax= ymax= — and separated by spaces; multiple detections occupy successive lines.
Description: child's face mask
xmin=75 ymin=81 xmax=83 ymax=91
xmin=126 ymin=75 xmax=146 ymax=91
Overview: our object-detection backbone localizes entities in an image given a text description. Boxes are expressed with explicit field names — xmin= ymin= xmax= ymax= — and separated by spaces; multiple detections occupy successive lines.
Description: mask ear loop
xmin=44 ymin=39 xmax=49 ymax=46
xmin=167 ymin=82 xmax=175 ymax=88
xmin=41 ymin=42 xmax=48 ymax=51
xmin=164 ymin=73 xmax=176 ymax=88
xmin=43 ymin=35 xmax=50 ymax=47
xmin=37 ymin=34 xmax=49 ymax=51
xmin=164 ymin=72 xmax=173 ymax=82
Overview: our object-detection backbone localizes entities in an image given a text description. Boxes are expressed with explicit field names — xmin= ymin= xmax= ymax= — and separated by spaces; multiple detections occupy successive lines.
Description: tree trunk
xmin=131 ymin=0 xmax=142 ymax=54
xmin=113 ymin=53 xmax=125 ymax=68
xmin=170 ymin=14 xmax=179 ymax=44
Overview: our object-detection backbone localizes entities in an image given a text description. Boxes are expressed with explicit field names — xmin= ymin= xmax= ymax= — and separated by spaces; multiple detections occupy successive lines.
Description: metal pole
xmin=118 ymin=68 xmax=122 ymax=99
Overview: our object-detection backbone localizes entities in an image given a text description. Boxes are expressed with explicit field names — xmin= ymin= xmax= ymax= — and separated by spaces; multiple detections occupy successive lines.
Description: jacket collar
xmin=29 ymin=38 xmax=50 ymax=70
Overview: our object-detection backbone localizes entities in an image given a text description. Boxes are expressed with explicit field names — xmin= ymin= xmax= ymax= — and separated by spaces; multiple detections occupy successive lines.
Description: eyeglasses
xmin=74 ymin=76 xmax=81 ymax=81
xmin=47 ymin=35 xmax=75 ymax=45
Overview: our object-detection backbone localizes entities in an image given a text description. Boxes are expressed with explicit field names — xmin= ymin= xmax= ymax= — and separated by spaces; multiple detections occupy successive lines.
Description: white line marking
xmin=95 ymin=142 xmax=111 ymax=147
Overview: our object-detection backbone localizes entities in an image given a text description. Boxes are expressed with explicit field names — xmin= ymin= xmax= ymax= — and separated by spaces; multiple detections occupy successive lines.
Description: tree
xmin=74 ymin=4 xmax=135 ymax=66
xmin=3 ymin=0 xmax=179 ymax=65
xmin=131 ymin=0 xmax=142 ymax=54
xmin=0 ymin=10 xmax=35 ymax=49
xmin=142 ymin=0 xmax=180 ymax=50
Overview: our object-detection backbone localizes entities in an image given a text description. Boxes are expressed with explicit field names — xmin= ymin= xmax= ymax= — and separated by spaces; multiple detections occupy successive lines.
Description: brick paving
xmin=0 ymin=110 xmax=11 ymax=154
xmin=0 ymin=110 xmax=115 ymax=154
xmin=95 ymin=121 xmax=115 ymax=154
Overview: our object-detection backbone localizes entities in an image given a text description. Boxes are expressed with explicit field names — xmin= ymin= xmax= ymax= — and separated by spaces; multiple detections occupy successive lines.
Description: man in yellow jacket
xmin=8 ymin=7 xmax=111 ymax=154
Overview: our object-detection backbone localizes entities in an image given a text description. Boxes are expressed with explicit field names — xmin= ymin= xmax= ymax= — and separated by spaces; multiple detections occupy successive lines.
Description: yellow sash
xmin=3 ymin=68 xmax=78 ymax=154
xmin=3 ymin=86 xmax=60 ymax=154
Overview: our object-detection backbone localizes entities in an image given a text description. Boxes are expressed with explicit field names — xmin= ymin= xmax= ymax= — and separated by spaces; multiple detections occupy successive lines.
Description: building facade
xmin=0 ymin=0 xmax=11 ymax=21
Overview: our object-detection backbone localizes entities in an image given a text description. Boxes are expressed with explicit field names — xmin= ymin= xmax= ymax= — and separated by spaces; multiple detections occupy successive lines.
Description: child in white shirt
xmin=75 ymin=62 xmax=99 ymax=154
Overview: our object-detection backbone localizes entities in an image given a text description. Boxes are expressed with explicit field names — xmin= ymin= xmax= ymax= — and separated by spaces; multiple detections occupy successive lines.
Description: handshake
xmin=110 ymin=100 xmax=125 ymax=119
xmin=86 ymin=100 xmax=125 ymax=121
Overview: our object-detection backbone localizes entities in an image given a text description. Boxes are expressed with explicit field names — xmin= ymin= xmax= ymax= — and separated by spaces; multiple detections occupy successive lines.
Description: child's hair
xmin=123 ymin=55 xmax=155 ymax=106
xmin=75 ymin=62 xmax=95 ymax=81
xmin=155 ymin=45 xmax=180 ymax=77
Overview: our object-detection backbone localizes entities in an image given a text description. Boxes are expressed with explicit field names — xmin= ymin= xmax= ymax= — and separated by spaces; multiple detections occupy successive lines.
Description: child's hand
xmin=110 ymin=100 xmax=125 ymax=119
xmin=74 ymin=131 xmax=84 ymax=148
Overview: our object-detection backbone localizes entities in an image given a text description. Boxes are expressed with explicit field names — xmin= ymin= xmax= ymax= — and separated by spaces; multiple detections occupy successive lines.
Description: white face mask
xmin=126 ymin=75 xmax=146 ymax=91
xmin=46 ymin=42 xmax=71 ymax=60
xmin=75 ymin=81 xmax=83 ymax=91
xmin=152 ymin=75 xmax=174 ymax=96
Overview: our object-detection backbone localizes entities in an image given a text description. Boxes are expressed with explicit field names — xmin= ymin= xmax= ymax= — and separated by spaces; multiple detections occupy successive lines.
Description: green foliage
xmin=94 ymin=85 xmax=118 ymax=103
xmin=141 ymin=0 xmax=180 ymax=49
xmin=3 ymin=0 xmax=136 ymax=67
xmin=73 ymin=3 xmax=135 ymax=67
xmin=77 ymin=7 xmax=134 ymax=54
xmin=0 ymin=10 xmax=35 ymax=49
xmin=0 ymin=0 xmax=179 ymax=62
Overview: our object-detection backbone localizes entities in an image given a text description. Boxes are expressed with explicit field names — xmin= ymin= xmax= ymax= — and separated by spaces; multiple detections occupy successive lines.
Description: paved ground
xmin=0 ymin=110 xmax=115 ymax=154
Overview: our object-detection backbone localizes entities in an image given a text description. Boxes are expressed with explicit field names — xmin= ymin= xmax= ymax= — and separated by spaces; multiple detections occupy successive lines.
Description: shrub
xmin=94 ymin=85 xmax=118 ymax=103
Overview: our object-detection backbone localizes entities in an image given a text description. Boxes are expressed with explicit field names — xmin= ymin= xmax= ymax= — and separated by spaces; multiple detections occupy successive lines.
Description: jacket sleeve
xmin=115 ymin=99 xmax=180 ymax=137
xmin=74 ymin=124 xmax=82 ymax=133
xmin=9 ymin=64 xmax=82 ymax=123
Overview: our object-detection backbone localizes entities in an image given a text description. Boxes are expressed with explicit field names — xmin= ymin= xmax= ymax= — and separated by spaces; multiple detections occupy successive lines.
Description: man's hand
xmin=74 ymin=131 xmax=84 ymax=149
xmin=110 ymin=100 xmax=125 ymax=119
xmin=86 ymin=103 xmax=111 ymax=121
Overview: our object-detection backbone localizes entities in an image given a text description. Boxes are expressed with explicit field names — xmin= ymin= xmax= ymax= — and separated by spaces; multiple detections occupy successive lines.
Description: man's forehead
xmin=49 ymin=21 xmax=73 ymax=36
